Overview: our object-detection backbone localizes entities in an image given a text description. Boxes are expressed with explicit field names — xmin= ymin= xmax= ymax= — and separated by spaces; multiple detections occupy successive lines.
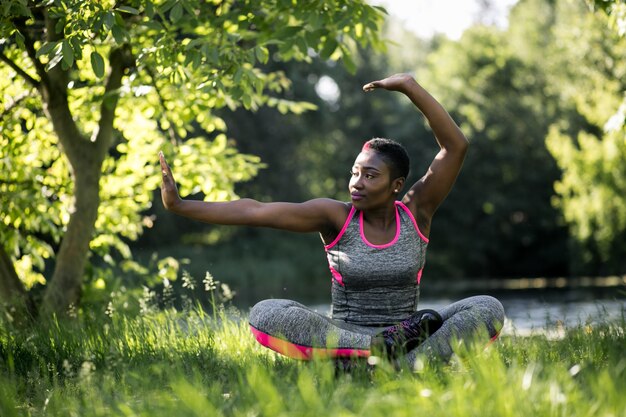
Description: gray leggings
xmin=249 ymin=296 xmax=505 ymax=364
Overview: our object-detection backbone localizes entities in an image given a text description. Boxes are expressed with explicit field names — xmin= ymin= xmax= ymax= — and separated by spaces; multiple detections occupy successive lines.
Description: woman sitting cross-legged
xmin=159 ymin=73 xmax=505 ymax=368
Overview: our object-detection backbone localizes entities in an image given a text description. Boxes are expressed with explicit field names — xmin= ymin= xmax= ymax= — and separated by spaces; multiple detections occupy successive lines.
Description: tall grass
xmin=1 ymin=303 xmax=624 ymax=417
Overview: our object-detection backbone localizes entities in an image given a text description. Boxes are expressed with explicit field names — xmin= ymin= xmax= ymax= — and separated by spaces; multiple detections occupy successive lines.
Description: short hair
xmin=362 ymin=138 xmax=410 ymax=180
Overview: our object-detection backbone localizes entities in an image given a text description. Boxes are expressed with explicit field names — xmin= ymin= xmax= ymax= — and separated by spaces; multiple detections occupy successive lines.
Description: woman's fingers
xmin=159 ymin=152 xmax=177 ymax=192
xmin=159 ymin=151 xmax=172 ymax=178
xmin=362 ymin=81 xmax=381 ymax=92
xmin=364 ymin=74 xmax=415 ymax=93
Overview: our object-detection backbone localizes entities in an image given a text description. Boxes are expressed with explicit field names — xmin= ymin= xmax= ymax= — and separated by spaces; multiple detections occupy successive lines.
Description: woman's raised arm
xmin=363 ymin=74 xmax=469 ymax=235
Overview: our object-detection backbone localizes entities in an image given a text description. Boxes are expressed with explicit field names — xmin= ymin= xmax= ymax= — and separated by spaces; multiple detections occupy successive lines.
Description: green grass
xmin=1 ymin=305 xmax=625 ymax=417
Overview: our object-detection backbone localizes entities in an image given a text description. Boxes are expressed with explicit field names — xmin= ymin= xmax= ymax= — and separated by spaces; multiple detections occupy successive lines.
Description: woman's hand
xmin=159 ymin=151 xmax=182 ymax=211
xmin=363 ymin=73 xmax=415 ymax=93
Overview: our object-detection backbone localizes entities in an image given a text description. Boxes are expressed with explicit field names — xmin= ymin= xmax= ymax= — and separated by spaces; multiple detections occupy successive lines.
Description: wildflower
xmin=105 ymin=301 xmax=115 ymax=318
xmin=182 ymin=270 xmax=196 ymax=290
xmin=79 ymin=361 xmax=96 ymax=379
xmin=204 ymin=272 xmax=217 ymax=291
xmin=139 ymin=286 xmax=155 ymax=315
xmin=163 ymin=277 xmax=175 ymax=306
xmin=221 ymin=283 xmax=235 ymax=302
xmin=67 ymin=303 xmax=77 ymax=318
xmin=62 ymin=359 xmax=73 ymax=376
xmin=569 ymin=364 xmax=581 ymax=376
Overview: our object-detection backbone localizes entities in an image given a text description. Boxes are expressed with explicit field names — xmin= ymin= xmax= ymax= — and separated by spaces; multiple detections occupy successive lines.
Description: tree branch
xmin=0 ymin=53 xmax=40 ymax=88
xmin=27 ymin=8 xmax=86 ymax=165
xmin=144 ymin=65 xmax=182 ymax=145
xmin=0 ymin=90 xmax=35 ymax=120
xmin=93 ymin=45 xmax=136 ymax=156
xmin=12 ymin=19 xmax=49 ymax=88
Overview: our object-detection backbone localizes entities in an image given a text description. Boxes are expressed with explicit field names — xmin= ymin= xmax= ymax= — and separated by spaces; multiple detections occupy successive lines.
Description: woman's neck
xmin=362 ymin=201 xmax=397 ymax=230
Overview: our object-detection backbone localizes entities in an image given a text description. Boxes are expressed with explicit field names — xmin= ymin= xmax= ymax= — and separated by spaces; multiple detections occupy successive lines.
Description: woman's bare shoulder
xmin=305 ymin=198 xmax=352 ymax=243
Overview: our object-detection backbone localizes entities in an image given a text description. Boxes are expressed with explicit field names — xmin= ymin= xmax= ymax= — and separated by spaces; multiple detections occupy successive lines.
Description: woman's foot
xmin=370 ymin=309 xmax=443 ymax=358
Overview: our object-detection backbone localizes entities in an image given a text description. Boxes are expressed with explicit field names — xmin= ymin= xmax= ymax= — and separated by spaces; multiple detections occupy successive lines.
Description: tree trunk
xmin=37 ymin=58 xmax=100 ymax=316
xmin=0 ymin=244 xmax=36 ymax=320
xmin=38 ymin=45 xmax=133 ymax=316
xmin=41 ymin=166 xmax=101 ymax=315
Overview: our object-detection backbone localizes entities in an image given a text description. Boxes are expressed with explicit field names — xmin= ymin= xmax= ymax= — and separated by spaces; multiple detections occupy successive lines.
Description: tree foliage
xmin=589 ymin=0 xmax=626 ymax=35
xmin=535 ymin=0 xmax=626 ymax=271
xmin=432 ymin=0 xmax=626 ymax=275
xmin=409 ymin=25 xmax=570 ymax=279
xmin=0 ymin=0 xmax=384 ymax=315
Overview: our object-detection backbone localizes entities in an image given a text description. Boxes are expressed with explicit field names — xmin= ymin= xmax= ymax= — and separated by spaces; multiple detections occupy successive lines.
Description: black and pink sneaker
xmin=371 ymin=309 xmax=443 ymax=358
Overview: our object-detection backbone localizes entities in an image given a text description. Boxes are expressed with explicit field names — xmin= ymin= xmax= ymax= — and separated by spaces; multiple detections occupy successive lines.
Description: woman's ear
xmin=393 ymin=177 xmax=405 ymax=193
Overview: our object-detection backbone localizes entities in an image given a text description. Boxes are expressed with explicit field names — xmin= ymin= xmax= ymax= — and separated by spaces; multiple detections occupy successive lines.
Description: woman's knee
xmin=473 ymin=295 xmax=505 ymax=334
xmin=249 ymin=299 xmax=296 ymax=330
xmin=449 ymin=295 xmax=505 ymax=335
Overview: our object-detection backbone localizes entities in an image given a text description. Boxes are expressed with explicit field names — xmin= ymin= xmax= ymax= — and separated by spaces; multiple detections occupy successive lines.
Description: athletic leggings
xmin=249 ymin=295 xmax=505 ymax=365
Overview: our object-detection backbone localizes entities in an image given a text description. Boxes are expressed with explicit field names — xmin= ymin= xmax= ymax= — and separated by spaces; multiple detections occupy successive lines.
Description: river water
xmin=310 ymin=286 xmax=626 ymax=338
xmin=419 ymin=294 xmax=626 ymax=338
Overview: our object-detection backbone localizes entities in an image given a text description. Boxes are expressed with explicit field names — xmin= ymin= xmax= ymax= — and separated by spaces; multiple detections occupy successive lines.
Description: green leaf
xmin=70 ymin=37 xmax=83 ymax=60
xmin=142 ymin=20 xmax=163 ymax=31
xmin=145 ymin=1 xmax=154 ymax=18
xmin=255 ymin=46 xmax=269 ymax=64
xmin=372 ymin=5 xmax=388 ymax=14
xmin=160 ymin=0 xmax=177 ymax=13
xmin=93 ymin=13 xmax=104 ymax=33
xmin=45 ymin=51 xmax=63 ymax=71
xmin=341 ymin=49 xmax=356 ymax=73
xmin=201 ymin=45 xmax=219 ymax=64
xmin=112 ymin=25 xmax=127 ymax=43
xmin=55 ymin=17 xmax=65 ymax=34
xmin=184 ymin=50 xmax=201 ymax=69
xmin=61 ymin=40 xmax=74 ymax=68
xmin=295 ymin=37 xmax=307 ymax=54
xmin=116 ymin=6 xmax=140 ymax=15
xmin=233 ymin=68 xmax=243 ymax=84
xmin=242 ymin=93 xmax=252 ymax=109
xmin=170 ymin=3 xmax=183 ymax=23
xmin=254 ymin=77 xmax=264 ymax=95
xmin=14 ymin=31 xmax=26 ymax=49
xmin=114 ymin=11 xmax=125 ymax=26
xmin=275 ymin=26 xmax=302 ymax=39
xmin=103 ymin=12 xmax=115 ymax=30
xmin=91 ymin=51 xmax=105 ymax=78
xmin=185 ymin=38 xmax=205 ymax=50
xmin=35 ymin=41 xmax=58 ymax=58
xmin=319 ymin=37 xmax=338 ymax=60
xmin=305 ymin=29 xmax=326 ymax=48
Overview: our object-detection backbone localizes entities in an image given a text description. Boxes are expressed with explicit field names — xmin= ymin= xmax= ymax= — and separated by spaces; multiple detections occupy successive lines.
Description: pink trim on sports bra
xmin=416 ymin=268 xmax=423 ymax=284
xmin=329 ymin=265 xmax=344 ymax=286
xmin=359 ymin=203 xmax=401 ymax=249
xmin=396 ymin=201 xmax=429 ymax=243
xmin=324 ymin=205 xmax=356 ymax=250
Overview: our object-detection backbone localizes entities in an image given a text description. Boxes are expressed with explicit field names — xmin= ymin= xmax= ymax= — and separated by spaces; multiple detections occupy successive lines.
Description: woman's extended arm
xmin=159 ymin=151 xmax=346 ymax=234
xmin=363 ymin=74 xmax=469 ymax=235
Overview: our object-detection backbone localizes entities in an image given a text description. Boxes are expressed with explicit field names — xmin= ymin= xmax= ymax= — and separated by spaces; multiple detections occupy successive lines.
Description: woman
xmin=159 ymin=74 xmax=504 ymax=367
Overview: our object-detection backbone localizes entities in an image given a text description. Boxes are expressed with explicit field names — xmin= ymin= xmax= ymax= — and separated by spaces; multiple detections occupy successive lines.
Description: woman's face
xmin=349 ymin=151 xmax=399 ymax=210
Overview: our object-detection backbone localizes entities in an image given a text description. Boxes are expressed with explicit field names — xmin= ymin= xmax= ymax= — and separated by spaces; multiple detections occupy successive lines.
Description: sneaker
xmin=370 ymin=309 xmax=443 ymax=358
